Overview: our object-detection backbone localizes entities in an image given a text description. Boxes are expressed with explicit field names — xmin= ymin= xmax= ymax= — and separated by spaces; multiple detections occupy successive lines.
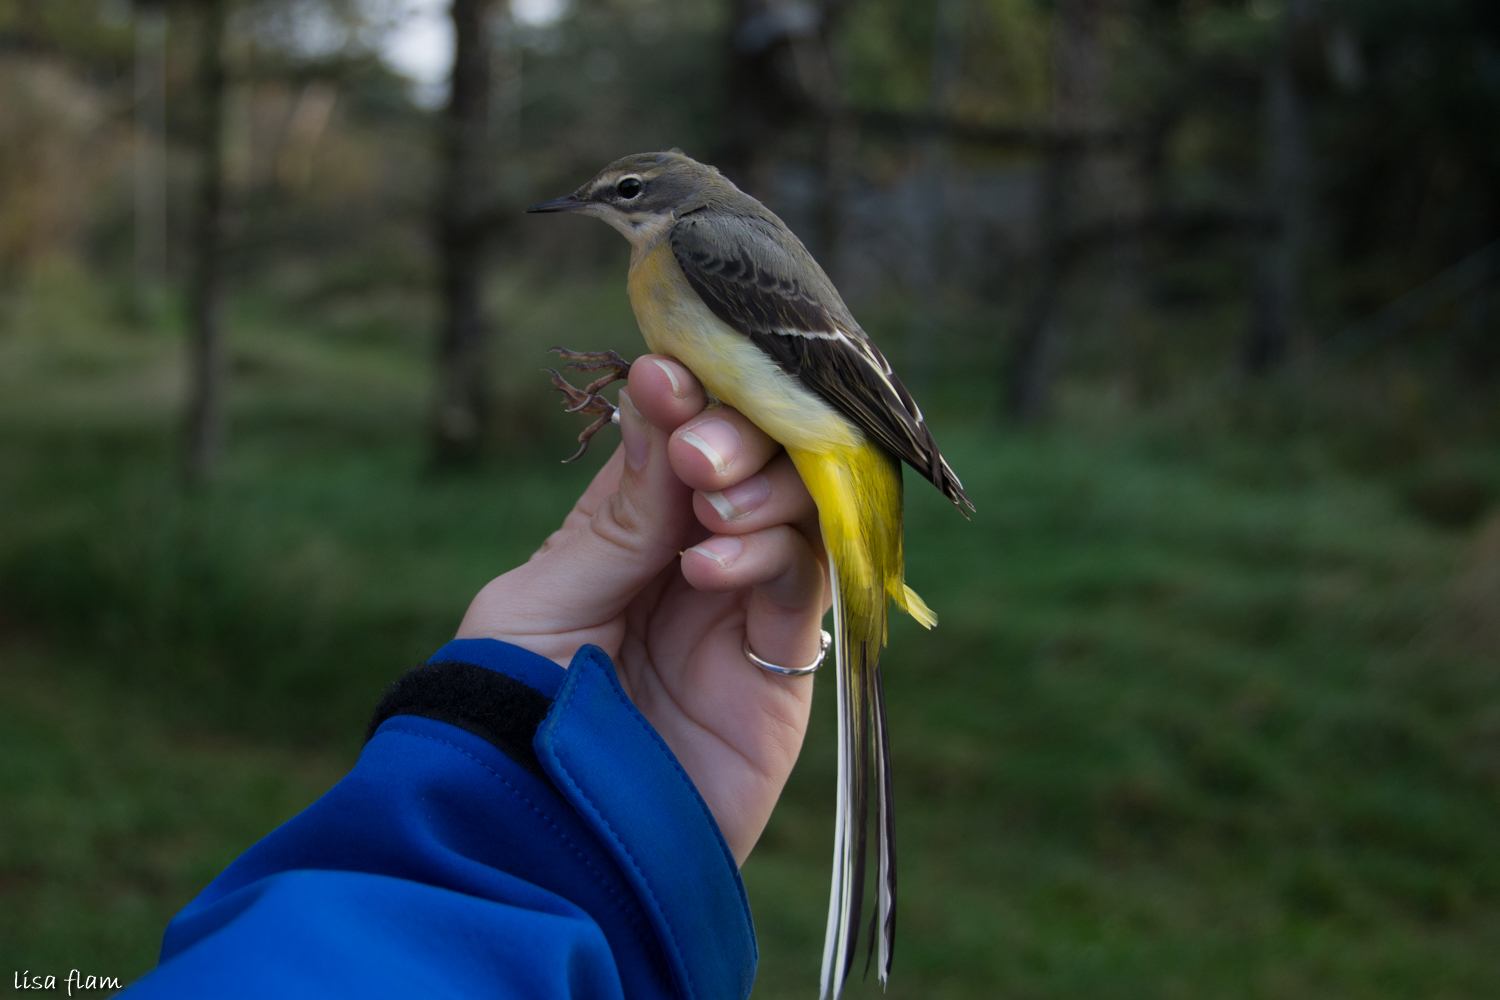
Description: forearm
xmin=126 ymin=639 xmax=756 ymax=1000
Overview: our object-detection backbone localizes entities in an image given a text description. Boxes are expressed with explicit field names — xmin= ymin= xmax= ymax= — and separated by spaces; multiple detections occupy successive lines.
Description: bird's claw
xmin=544 ymin=347 xmax=631 ymax=462
xmin=548 ymin=347 xmax=632 ymax=394
xmin=544 ymin=368 xmax=613 ymax=415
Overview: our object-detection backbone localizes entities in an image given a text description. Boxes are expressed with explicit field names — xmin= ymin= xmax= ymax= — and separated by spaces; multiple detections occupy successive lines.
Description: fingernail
xmin=679 ymin=419 xmax=740 ymax=475
xmin=652 ymin=359 xmax=685 ymax=398
xmin=702 ymin=474 xmax=770 ymax=521
xmin=688 ymin=535 xmax=743 ymax=568
xmin=618 ymin=390 xmax=649 ymax=470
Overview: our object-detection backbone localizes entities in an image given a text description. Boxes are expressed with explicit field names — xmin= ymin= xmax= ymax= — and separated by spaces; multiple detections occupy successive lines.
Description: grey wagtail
xmin=528 ymin=150 xmax=972 ymax=997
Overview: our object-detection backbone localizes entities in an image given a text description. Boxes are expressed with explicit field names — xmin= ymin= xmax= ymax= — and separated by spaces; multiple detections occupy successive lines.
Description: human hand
xmin=457 ymin=355 xmax=829 ymax=864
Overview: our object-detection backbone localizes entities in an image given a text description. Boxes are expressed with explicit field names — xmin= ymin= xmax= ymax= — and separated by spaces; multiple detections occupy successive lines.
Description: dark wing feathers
xmin=673 ymin=227 xmax=840 ymax=336
xmin=670 ymin=212 xmax=972 ymax=512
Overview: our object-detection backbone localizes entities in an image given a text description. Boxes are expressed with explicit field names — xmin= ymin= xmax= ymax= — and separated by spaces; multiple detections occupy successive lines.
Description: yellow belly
xmin=626 ymin=240 xmax=860 ymax=455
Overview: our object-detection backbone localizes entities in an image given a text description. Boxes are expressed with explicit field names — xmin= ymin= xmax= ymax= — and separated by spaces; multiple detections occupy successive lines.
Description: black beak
xmin=525 ymin=193 xmax=587 ymax=214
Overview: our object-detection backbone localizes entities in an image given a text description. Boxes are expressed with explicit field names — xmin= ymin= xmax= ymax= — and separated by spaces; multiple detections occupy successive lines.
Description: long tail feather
xmin=819 ymin=562 xmax=898 ymax=998
xmin=797 ymin=443 xmax=912 ymax=998
xmin=842 ymin=638 xmax=871 ymax=984
xmin=872 ymin=661 xmax=897 ymax=983
xmin=820 ymin=562 xmax=854 ymax=999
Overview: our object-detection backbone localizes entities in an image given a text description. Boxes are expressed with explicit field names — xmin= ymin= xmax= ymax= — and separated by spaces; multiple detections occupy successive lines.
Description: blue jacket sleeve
xmin=123 ymin=639 xmax=758 ymax=1000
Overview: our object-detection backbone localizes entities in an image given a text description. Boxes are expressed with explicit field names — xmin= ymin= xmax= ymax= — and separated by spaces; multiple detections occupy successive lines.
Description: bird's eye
xmin=617 ymin=177 xmax=643 ymax=199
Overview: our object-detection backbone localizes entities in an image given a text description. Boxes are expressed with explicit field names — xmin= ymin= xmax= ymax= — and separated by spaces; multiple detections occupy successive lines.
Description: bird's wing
xmin=670 ymin=211 xmax=972 ymax=511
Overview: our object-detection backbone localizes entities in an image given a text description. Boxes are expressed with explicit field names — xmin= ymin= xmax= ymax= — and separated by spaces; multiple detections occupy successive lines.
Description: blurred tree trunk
xmin=816 ymin=101 xmax=856 ymax=279
xmin=722 ymin=0 xmax=802 ymax=201
xmin=1244 ymin=0 xmax=1310 ymax=376
xmin=184 ymin=0 xmax=228 ymax=484
xmin=902 ymin=0 xmax=966 ymax=397
xmin=810 ymin=0 xmax=854 ymax=276
xmin=431 ymin=0 xmax=496 ymax=467
xmin=1006 ymin=140 xmax=1070 ymax=421
xmin=721 ymin=0 xmax=849 ymax=245
xmin=1122 ymin=98 xmax=1184 ymax=398
xmin=134 ymin=0 xmax=167 ymax=320
xmin=1458 ymin=282 xmax=1498 ymax=384
xmin=1007 ymin=0 xmax=1107 ymax=421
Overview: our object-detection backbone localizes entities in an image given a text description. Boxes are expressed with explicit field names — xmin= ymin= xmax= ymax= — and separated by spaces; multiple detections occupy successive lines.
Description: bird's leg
xmin=543 ymin=348 xmax=632 ymax=463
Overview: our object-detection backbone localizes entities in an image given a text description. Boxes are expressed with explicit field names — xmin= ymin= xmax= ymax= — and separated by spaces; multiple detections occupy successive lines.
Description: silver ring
xmin=744 ymin=630 xmax=831 ymax=677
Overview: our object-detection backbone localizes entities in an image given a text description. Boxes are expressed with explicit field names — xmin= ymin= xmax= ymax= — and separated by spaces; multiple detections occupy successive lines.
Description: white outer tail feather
xmin=819 ymin=560 xmax=851 ymax=999
xmin=818 ymin=559 xmax=898 ymax=997
xmin=873 ymin=671 xmax=893 ymax=986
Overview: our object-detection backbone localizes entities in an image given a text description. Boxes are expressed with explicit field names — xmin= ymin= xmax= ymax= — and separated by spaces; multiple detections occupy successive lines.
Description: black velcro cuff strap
xmin=367 ymin=661 xmax=554 ymax=781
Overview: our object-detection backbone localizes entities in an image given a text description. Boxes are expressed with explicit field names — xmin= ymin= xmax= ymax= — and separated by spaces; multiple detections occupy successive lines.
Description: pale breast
xmin=627 ymin=240 xmax=861 ymax=454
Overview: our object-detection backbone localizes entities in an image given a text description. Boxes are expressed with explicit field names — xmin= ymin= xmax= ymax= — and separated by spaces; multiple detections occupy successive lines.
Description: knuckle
xmin=591 ymin=491 xmax=647 ymax=551
xmin=589 ymin=489 xmax=673 ymax=563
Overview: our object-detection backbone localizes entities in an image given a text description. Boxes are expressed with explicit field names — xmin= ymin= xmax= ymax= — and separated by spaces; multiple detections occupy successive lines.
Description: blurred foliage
xmin=1 ymin=0 xmax=1498 ymax=385
xmin=0 ymin=56 xmax=118 ymax=277
xmin=1 ymin=0 xmax=1498 ymax=995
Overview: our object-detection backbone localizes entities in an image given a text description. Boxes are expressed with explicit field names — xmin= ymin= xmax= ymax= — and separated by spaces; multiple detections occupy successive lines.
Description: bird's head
xmin=525 ymin=149 xmax=737 ymax=249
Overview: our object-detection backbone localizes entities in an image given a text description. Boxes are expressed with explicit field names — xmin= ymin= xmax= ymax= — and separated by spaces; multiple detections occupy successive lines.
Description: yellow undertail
xmin=787 ymin=440 xmax=933 ymax=999
xmin=788 ymin=441 xmax=935 ymax=635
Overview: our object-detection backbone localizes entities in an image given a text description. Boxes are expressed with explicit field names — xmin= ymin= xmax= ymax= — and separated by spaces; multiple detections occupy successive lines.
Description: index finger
xmin=628 ymin=355 xmax=785 ymax=491
xmin=626 ymin=354 xmax=709 ymax=429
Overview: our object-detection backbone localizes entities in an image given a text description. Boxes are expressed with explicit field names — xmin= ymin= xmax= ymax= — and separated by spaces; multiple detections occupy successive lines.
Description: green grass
xmin=0 ymin=640 xmax=347 ymax=984
xmin=752 ymin=432 xmax=1500 ymax=999
xmin=2 ymin=272 xmax=1499 ymax=996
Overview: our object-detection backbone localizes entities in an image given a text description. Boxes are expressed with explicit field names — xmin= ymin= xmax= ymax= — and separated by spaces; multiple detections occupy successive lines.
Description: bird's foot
xmin=544 ymin=347 xmax=632 ymax=463
xmin=548 ymin=347 xmax=632 ymax=394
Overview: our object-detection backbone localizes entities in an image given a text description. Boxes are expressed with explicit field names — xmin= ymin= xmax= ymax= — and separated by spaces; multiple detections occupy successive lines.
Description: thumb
xmin=550 ymin=385 xmax=697 ymax=600
xmin=457 ymin=385 xmax=695 ymax=660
